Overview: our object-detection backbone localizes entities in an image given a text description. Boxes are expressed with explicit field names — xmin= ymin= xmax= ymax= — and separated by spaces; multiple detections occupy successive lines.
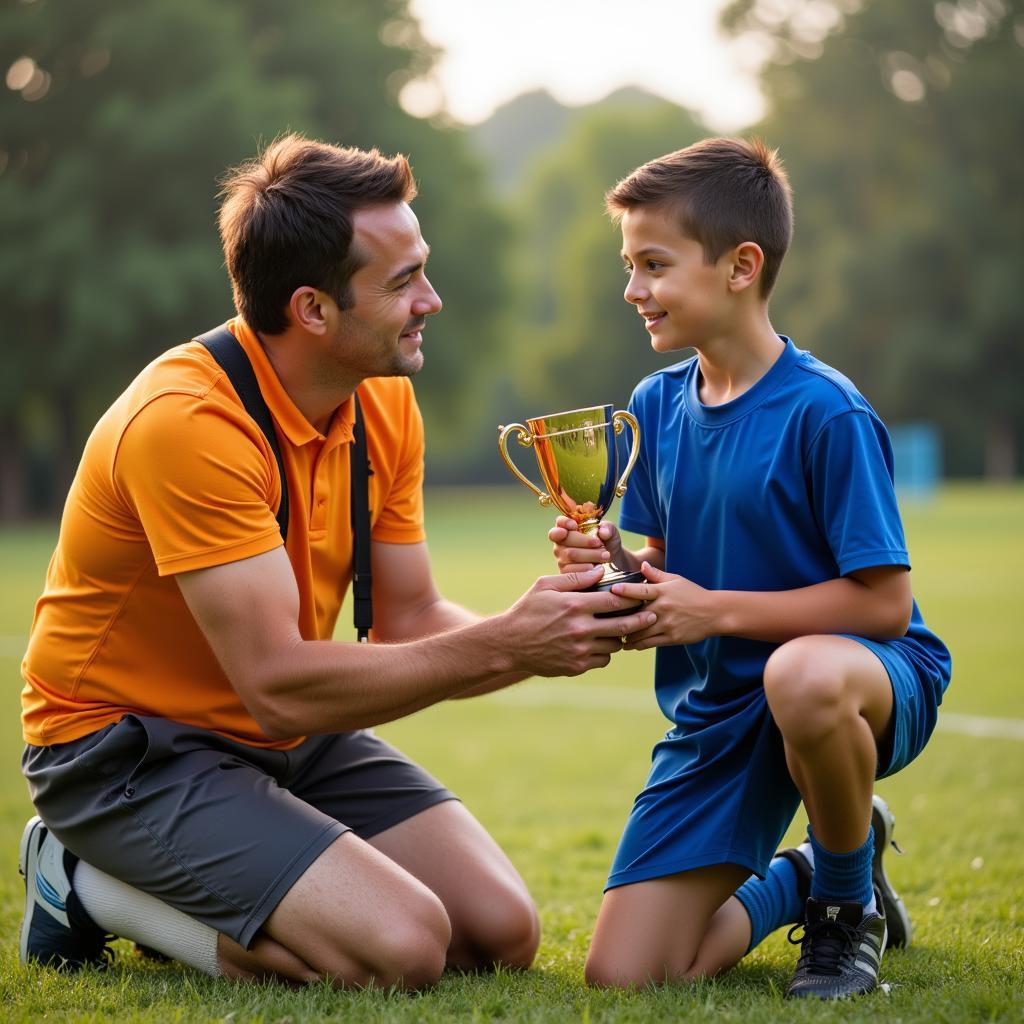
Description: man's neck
xmin=694 ymin=309 xmax=784 ymax=408
xmin=257 ymin=328 xmax=359 ymax=436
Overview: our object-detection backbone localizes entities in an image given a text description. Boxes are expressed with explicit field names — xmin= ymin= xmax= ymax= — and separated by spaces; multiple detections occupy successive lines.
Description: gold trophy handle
xmin=497 ymin=423 xmax=554 ymax=507
xmin=612 ymin=410 xmax=641 ymax=498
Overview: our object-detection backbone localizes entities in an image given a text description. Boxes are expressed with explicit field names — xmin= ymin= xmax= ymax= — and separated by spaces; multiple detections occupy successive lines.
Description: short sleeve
xmin=371 ymin=388 xmax=425 ymax=544
xmin=114 ymin=393 xmax=283 ymax=575
xmin=617 ymin=389 xmax=664 ymax=539
xmin=806 ymin=410 xmax=909 ymax=576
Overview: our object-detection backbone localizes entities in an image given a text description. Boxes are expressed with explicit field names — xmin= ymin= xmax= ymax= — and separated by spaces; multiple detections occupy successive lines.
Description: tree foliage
xmin=721 ymin=0 xmax=1024 ymax=476
xmin=0 ymin=0 xmax=505 ymax=513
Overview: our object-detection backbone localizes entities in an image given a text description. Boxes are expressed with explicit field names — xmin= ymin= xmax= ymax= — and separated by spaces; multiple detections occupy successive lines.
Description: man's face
xmin=330 ymin=202 xmax=442 ymax=378
xmin=620 ymin=206 xmax=731 ymax=354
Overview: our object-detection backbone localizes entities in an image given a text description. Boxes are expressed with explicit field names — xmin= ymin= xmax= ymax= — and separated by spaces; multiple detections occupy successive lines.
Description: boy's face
xmin=620 ymin=206 xmax=731 ymax=353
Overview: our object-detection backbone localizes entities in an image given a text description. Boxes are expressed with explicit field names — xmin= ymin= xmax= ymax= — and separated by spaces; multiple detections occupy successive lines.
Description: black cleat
xmin=785 ymin=892 xmax=886 ymax=1000
xmin=872 ymin=794 xmax=911 ymax=949
xmin=19 ymin=816 xmax=114 ymax=971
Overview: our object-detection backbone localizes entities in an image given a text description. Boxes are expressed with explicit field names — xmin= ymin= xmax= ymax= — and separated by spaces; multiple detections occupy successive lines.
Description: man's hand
xmin=548 ymin=517 xmax=623 ymax=574
xmin=610 ymin=562 xmax=720 ymax=650
xmin=500 ymin=566 xmax=657 ymax=677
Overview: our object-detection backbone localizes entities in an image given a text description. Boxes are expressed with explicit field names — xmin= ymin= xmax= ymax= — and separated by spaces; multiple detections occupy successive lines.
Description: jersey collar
xmin=227 ymin=318 xmax=355 ymax=448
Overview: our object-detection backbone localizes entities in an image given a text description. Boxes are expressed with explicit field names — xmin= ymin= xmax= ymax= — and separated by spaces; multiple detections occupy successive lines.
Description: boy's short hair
xmin=218 ymin=133 xmax=417 ymax=334
xmin=606 ymin=137 xmax=792 ymax=297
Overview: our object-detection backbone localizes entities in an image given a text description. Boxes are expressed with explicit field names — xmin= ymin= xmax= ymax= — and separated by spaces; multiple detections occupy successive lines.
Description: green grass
xmin=1 ymin=484 xmax=1022 ymax=1022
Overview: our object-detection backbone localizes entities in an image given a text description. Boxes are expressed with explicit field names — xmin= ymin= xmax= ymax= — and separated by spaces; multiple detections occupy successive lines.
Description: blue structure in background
xmin=891 ymin=423 xmax=941 ymax=501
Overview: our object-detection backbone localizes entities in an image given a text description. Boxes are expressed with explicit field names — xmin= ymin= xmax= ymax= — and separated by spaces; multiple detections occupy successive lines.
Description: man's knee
xmin=764 ymin=638 xmax=851 ymax=742
xmin=468 ymin=886 xmax=540 ymax=970
xmin=364 ymin=896 xmax=451 ymax=989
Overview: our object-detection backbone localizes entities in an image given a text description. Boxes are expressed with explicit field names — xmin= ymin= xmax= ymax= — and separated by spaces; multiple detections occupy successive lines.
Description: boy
xmin=550 ymin=138 xmax=951 ymax=998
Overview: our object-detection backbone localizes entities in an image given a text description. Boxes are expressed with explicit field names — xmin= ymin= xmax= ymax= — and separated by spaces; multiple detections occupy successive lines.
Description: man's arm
xmin=613 ymin=563 xmax=913 ymax=650
xmin=176 ymin=548 xmax=656 ymax=739
xmin=370 ymin=540 xmax=527 ymax=697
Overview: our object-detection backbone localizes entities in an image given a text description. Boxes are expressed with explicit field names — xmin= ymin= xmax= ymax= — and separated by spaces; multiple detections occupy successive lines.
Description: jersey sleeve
xmin=113 ymin=393 xmax=283 ymax=575
xmin=617 ymin=389 xmax=664 ymax=540
xmin=370 ymin=384 xmax=426 ymax=544
xmin=806 ymin=410 xmax=909 ymax=576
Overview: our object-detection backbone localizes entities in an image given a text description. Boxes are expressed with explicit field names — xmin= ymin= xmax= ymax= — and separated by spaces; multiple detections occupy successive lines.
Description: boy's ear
xmin=727 ymin=242 xmax=764 ymax=294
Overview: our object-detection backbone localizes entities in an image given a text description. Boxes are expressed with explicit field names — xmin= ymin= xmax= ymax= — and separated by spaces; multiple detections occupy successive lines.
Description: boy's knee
xmin=764 ymin=639 xmax=849 ymax=740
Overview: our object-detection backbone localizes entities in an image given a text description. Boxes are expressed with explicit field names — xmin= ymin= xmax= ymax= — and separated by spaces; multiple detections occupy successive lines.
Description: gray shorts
xmin=22 ymin=715 xmax=457 ymax=948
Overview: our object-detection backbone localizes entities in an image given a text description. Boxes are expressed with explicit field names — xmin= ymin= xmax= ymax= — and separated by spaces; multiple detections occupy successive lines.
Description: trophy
xmin=498 ymin=404 xmax=645 ymax=601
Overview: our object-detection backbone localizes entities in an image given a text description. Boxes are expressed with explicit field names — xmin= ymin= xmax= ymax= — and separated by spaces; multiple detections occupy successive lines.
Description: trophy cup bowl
xmin=498 ymin=404 xmax=645 ymax=611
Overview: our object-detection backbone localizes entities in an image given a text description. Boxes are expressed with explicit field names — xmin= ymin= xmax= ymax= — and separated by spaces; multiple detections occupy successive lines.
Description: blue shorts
xmin=606 ymin=636 xmax=946 ymax=890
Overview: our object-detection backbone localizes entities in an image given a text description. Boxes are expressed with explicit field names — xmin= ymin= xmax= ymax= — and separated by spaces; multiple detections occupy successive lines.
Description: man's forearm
xmin=251 ymin=614 xmax=520 ymax=738
xmin=377 ymin=596 xmax=530 ymax=698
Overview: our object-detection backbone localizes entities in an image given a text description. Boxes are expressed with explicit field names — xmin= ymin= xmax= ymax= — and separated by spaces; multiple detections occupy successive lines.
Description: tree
xmin=721 ymin=0 xmax=1024 ymax=476
xmin=0 ymin=0 xmax=507 ymax=514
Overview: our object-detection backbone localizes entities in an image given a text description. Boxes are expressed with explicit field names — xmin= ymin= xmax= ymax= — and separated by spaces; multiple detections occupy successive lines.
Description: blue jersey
xmin=608 ymin=337 xmax=951 ymax=885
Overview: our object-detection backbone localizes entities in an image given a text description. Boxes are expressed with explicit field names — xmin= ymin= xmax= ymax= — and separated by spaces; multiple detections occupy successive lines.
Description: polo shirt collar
xmin=229 ymin=318 xmax=355 ymax=448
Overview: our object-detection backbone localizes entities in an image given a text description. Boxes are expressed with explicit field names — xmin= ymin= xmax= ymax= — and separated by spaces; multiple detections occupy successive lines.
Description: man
xmin=19 ymin=135 xmax=654 ymax=987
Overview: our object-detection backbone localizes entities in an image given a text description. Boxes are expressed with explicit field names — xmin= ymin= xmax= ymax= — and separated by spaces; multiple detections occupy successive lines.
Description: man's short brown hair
xmin=218 ymin=134 xmax=417 ymax=334
xmin=605 ymin=137 xmax=793 ymax=296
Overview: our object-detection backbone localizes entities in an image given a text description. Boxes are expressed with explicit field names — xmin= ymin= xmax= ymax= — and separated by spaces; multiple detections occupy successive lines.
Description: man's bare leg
xmin=224 ymin=831 xmax=452 ymax=989
xmin=368 ymin=800 xmax=540 ymax=971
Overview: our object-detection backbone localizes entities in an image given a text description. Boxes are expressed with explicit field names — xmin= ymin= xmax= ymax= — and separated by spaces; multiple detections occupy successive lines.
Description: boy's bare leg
xmin=585 ymin=864 xmax=749 ymax=988
xmin=763 ymin=635 xmax=894 ymax=852
xmin=367 ymin=800 xmax=540 ymax=971
xmin=219 ymin=831 xmax=452 ymax=989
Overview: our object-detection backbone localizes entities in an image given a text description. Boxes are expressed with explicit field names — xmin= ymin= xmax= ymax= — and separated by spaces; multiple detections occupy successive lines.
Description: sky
xmin=404 ymin=0 xmax=768 ymax=130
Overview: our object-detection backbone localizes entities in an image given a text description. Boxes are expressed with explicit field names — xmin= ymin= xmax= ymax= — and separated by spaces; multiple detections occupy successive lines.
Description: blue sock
xmin=734 ymin=848 xmax=808 ymax=953
xmin=809 ymin=826 xmax=875 ymax=909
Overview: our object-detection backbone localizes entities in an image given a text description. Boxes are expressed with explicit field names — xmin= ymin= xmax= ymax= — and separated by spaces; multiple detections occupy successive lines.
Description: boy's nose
xmin=624 ymin=274 xmax=649 ymax=305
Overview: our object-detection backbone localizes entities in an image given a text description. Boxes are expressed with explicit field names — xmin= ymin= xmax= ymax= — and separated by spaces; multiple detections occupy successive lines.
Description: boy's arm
xmin=613 ymin=562 xmax=913 ymax=650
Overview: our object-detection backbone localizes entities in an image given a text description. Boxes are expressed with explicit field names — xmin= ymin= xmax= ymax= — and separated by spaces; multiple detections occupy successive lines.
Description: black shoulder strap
xmin=351 ymin=395 xmax=373 ymax=643
xmin=195 ymin=325 xmax=373 ymax=642
xmin=195 ymin=326 xmax=289 ymax=542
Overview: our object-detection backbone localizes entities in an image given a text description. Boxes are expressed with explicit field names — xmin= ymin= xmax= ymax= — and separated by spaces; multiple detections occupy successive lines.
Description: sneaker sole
xmin=871 ymin=795 xmax=911 ymax=948
xmin=19 ymin=815 xmax=46 ymax=966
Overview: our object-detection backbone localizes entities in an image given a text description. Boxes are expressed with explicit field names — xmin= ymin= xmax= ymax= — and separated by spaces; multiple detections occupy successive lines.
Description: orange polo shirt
xmin=21 ymin=319 xmax=426 ymax=750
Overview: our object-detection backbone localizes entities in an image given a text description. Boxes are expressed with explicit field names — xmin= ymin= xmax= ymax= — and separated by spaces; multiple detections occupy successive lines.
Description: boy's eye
xmin=646 ymin=260 xmax=663 ymax=272
xmin=622 ymin=264 xmax=634 ymax=275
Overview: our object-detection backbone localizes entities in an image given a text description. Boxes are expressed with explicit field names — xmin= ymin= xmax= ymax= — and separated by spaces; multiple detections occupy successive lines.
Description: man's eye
xmin=395 ymin=279 xmax=412 ymax=291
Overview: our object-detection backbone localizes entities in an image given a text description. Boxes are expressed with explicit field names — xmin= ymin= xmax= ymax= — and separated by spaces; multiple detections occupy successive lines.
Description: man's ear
xmin=727 ymin=241 xmax=765 ymax=294
xmin=288 ymin=286 xmax=328 ymax=334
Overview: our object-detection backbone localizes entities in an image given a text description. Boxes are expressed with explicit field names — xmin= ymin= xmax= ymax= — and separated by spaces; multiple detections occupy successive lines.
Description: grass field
xmin=1 ymin=484 xmax=1022 ymax=1022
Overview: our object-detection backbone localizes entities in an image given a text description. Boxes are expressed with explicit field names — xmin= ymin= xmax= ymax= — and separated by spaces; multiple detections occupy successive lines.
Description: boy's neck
xmin=694 ymin=309 xmax=785 ymax=408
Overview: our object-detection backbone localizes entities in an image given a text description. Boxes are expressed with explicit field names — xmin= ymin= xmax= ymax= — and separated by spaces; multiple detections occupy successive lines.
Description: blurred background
xmin=1 ymin=0 xmax=1022 ymax=516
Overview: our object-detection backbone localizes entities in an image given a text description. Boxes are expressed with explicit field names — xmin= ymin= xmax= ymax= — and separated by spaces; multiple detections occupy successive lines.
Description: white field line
xmin=3 ymin=636 xmax=1022 ymax=742
xmin=490 ymin=682 xmax=1024 ymax=742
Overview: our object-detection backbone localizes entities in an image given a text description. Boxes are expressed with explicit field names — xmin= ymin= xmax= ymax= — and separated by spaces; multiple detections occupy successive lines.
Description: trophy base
xmin=589 ymin=569 xmax=646 ymax=619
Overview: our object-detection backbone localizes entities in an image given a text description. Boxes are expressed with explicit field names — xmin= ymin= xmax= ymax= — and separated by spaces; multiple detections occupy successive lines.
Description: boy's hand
xmin=611 ymin=562 xmax=721 ymax=649
xmin=549 ymin=516 xmax=623 ymax=574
